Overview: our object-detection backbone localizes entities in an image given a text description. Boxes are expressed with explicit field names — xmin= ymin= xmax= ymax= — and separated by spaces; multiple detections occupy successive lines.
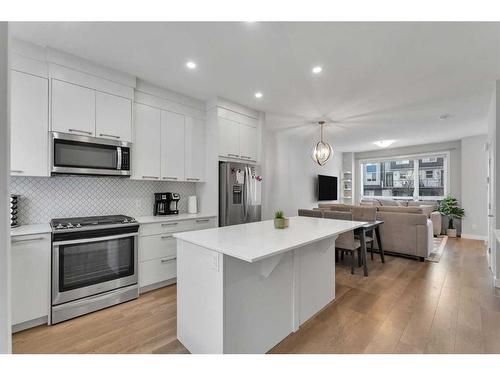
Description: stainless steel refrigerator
xmin=219 ymin=161 xmax=262 ymax=227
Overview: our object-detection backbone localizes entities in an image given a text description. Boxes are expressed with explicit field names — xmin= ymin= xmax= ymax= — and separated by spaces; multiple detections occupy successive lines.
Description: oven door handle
xmin=53 ymin=232 xmax=138 ymax=246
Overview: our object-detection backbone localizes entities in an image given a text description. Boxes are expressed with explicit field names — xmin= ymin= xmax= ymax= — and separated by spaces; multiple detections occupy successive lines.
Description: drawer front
xmin=138 ymin=235 xmax=176 ymax=262
xmin=139 ymin=220 xmax=194 ymax=236
xmin=139 ymin=258 xmax=176 ymax=287
xmin=193 ymin=217 xmax=217 ymax=230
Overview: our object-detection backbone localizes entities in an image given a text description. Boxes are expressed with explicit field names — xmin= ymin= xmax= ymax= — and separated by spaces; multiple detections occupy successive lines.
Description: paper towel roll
xmin=188 ymin=196 xmax=198 ymax=214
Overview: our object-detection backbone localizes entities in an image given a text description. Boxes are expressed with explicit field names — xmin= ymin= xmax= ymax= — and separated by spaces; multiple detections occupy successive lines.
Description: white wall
xmin=0 ymin=22 xmax=11 ymax=354
xmin=262 ymin=127 xmax=341 ymax=220
xmin=461 ymin=135 xmax=488 ymax=239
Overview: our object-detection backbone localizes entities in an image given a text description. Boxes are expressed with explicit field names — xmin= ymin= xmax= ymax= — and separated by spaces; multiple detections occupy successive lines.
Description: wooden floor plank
xmin=13 ymin=237 xmax=500 ymax=354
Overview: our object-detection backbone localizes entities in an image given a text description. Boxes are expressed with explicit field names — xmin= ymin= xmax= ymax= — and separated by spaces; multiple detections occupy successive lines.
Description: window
xmin=361 ymin=154 xmax=447 ymax=199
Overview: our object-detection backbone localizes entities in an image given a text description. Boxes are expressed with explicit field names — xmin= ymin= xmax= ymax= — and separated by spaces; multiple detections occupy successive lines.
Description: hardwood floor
xmin=13 ymin=238 xmax=500 ymax=354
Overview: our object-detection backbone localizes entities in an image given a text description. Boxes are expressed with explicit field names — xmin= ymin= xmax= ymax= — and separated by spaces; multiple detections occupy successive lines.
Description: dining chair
xmin=352 ymin=206 xmax=377 ymax=261
xmin=298 ymin=209 xmax=324 ymax=218
xmin=323 ymin=210 xmax=361 ymax=274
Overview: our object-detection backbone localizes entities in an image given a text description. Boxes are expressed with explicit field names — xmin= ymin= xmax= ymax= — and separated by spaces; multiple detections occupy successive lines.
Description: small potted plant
xmin=438 ymin=195 xmax=465 ymax=238
xmin=274 ymin=210 xmax=289 ymax=229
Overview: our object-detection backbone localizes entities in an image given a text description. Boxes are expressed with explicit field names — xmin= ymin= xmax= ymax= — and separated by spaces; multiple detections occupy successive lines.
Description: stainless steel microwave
xmin=50 ymin=132 xmax=131 ymax=176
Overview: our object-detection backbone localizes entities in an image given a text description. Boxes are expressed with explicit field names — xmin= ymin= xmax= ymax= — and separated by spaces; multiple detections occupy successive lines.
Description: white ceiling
xmin=10 ymin=22 xmax=500 ymax=151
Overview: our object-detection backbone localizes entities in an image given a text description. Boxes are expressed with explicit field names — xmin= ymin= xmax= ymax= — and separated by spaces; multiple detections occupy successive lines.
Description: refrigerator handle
xmin=225 ymin=164 xmax=231 ymax=225
xmin=243 ymin=166 xmax=251 ymax=221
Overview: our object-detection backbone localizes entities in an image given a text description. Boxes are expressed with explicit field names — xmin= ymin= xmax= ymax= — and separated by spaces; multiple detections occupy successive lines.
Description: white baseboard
xmin=460 ymin=233 xmax=488 ymax=241
xmin=495 ymin=277 xmax=500 ymax=289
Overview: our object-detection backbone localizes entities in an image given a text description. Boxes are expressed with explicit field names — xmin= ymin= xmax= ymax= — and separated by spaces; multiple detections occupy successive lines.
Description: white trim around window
xmin=358 ymin=151 xmax=451 ymax=201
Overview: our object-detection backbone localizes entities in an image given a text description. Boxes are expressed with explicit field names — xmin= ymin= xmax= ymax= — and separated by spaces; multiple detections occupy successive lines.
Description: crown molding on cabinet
xmin=49 ymin=64 xmax=135 ymax=100
xmin=206 ymin=96 xmax=260 ymax=120
xmin=135 ymin=80 xmax=205 ymax=120
xmin=45 ymin=47 xmax=136 ymax=88
xmin=136 ymin=80 xmax=205 ymax=112
xmin=10 ymin=38 xmax=136 ymax=90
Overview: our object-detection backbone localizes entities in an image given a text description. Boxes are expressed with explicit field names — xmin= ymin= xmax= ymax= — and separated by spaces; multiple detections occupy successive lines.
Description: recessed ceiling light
xmin=312 ymin=66 xmax=322 ymax=74
xmin=186 ymin=61 xmax=197 ymax=70
xmin=439 ymin=113 xmax=451 ymax=120
xmin=254 ymin=92 xmax=263 ymax=99
xmin=374 ymin=140 xmax=396 ymax=148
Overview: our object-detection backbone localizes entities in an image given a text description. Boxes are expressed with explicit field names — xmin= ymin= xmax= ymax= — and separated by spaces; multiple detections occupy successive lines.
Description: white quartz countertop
xmin=174 ymin=216 xmax=366 ymax=263
xmin=11 ymin=224 xmax=52 ymax=237
xmin=136 ymin=213 xmax=217 ymax=224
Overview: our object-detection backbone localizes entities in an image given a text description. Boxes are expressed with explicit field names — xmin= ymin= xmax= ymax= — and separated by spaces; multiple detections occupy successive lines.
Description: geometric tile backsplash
xmin=10 ymin=176 xmax=196 ymax=225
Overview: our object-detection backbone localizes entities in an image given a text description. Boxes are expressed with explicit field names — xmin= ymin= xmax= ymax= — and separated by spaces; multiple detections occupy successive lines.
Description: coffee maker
xmin=154 ymin=192 xmax=180 ymax=215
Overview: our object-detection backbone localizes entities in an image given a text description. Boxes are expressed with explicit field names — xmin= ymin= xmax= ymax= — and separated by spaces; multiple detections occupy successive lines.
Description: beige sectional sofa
xmin=314 ymin=202 xmax=434 ymax=261
xmin=360 ymin=199 xmax=442 ymax=236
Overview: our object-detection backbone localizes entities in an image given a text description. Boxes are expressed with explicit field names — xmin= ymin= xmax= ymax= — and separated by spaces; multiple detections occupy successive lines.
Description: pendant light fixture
xmin=311 ymin=121 xmax=333 ymax=166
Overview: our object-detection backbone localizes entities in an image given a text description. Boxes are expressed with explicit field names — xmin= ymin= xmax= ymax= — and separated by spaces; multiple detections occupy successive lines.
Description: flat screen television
xmin=318 ymin=174 xmax=338 ymax=201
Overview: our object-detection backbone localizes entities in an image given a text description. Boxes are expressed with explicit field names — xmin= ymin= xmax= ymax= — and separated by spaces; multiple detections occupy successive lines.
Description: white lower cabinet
xmin=193 ymin=217 xmax=217 ymax=230
xmin=139 ymin=258 xmax=177 ymax=288
xmin=11 ymin=233 xmax=51 ymax=329
xmin=138 ymin=217 xmax=216 ymax=291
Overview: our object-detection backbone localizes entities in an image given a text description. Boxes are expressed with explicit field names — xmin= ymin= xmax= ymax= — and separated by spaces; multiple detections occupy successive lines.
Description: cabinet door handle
xmin=160 ymin=257 xmax=176 ymax=263
xmin=99 ymin=133 xmax=120 ymax=139
xmin=161 ymin=235 xmax=173 ymax=239
xmin=11 ymin=170 xmax=23 ymax=173
xmin=162 ymin=177 xmax=178 ymax=180
xmin=161 ymin=222 xmax=178 ymax=226
xmin=187 ymin=178 xmax=200 ymax=181
xmin=68 ymin=129 xmax=92 ymax=135
xmin=12 ymin=237 xmax=46 ymax=243
xmin=227 ymin=153 xmax=240 ymax=158
xmin=196 ymin=219 xmax=210 ymax=223
xmin=142 ymin=176 xmax=159 ymax=180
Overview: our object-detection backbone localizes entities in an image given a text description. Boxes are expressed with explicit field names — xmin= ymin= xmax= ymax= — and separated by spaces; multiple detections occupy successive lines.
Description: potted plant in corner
xmin=438 ymin=195 xmax=465 ymax=238
xmin=274 ymin=210 xmax=289 ymax=229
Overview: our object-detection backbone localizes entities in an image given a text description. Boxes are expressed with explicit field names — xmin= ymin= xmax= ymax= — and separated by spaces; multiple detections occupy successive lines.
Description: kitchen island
xmin=173 ymin=216 xmax=365 ymax=354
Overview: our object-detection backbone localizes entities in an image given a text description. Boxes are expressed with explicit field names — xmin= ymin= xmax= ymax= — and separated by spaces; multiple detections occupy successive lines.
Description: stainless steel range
xmin=50 ymin=215 xmax=139 ymax=324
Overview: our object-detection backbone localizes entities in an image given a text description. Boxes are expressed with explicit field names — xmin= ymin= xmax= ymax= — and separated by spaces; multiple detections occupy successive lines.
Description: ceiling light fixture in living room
xmin=374 ymin=140 xmax=396 ymax=148
xmin=311 ymin=121 xmax=333 ymax=166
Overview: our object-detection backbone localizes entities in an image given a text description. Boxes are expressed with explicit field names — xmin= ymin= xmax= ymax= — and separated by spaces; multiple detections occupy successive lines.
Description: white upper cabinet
xmin=218 ymin=117 xmax=241 ymax=158
xmin=132 ymin=103 xmax=161 ymax=180
xmin=185 ymin=116 xmax=205 ymax=181
xmin=10 ymin=70 xmax=49 ymax=177
xmin=218 ymin=115 xmax=258 ymax=162
xmin=51 ymin=79 xmax=95 ymax=136
xmin=95 ymin=91 xmax=132 ymax=142
xmin=161 ymin=111 xmax=185 ymax=181
xmin=238 ymin=124 xmax=257 ymax=162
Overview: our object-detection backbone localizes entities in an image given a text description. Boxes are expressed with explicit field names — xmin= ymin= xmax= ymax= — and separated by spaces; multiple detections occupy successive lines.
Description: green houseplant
xmin=438 ymin=195 xmax=465 ymax=238
xmin=274 ymin=210 xmax=289 ymax=229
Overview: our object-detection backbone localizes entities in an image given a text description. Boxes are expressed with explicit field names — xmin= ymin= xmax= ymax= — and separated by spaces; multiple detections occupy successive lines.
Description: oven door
xmin=51 ymin=132 xmax=131 ymax=176
xmin=52 ymin=232 xmax=138 ymax=305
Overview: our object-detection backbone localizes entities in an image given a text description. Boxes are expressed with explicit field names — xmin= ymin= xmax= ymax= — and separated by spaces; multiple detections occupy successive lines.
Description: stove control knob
xmin=123 ymin=218 xmax=129 ymax=223
xmin=66 ymin=223 xmax=74 ymax=228
xmin=56 ymin=224 xmax=64 ymax=229
xmin=76 ymin=223 xmax=82 ymax=228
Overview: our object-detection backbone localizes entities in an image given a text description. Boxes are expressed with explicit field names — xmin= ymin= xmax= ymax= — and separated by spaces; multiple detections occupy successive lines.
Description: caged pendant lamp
xmin=311 ymin=121 xmax=333 ymax=166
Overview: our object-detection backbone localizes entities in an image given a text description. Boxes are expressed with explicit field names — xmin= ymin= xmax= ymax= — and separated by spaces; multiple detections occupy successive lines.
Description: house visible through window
xmin=361 ymin=154 xmax=447 ymax=199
